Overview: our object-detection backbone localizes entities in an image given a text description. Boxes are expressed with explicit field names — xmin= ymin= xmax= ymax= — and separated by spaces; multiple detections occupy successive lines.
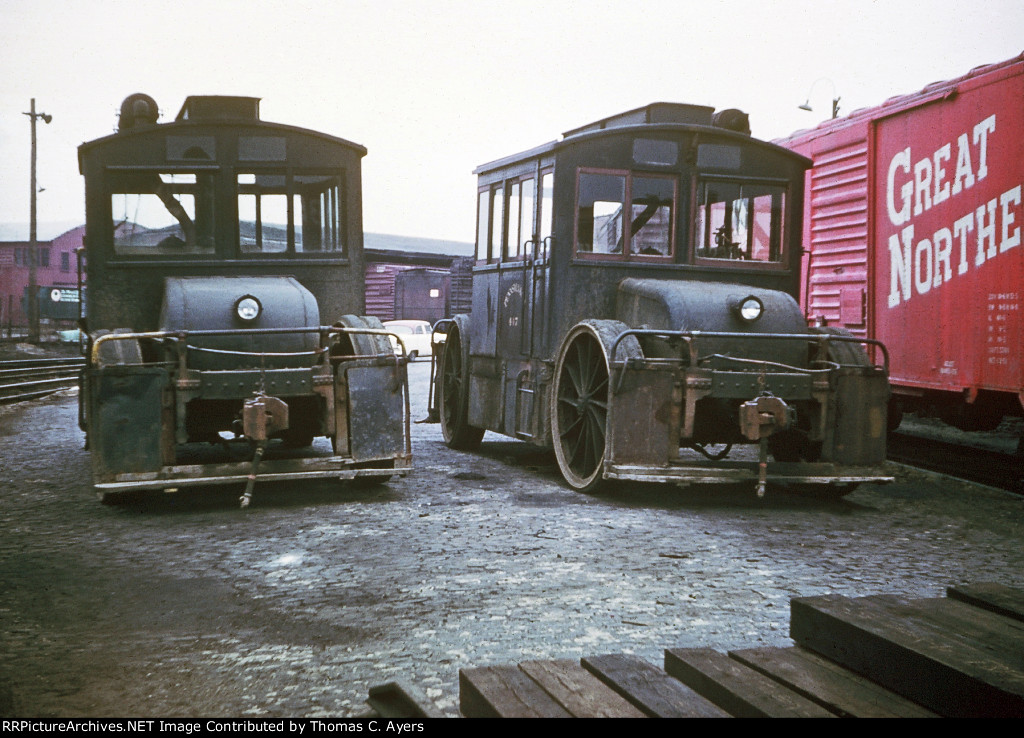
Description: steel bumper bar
xmin=95 ymin=455 xmax=411 ymax=493
xmin=605 ymin=460 xmax=894 ymax=486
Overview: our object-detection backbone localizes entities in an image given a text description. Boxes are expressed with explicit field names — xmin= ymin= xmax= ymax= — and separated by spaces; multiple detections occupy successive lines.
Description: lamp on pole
xmin=798 ymin=78 xmax=840 ymax=119
xmin=23 ymin=98 xmax=52 ymax=343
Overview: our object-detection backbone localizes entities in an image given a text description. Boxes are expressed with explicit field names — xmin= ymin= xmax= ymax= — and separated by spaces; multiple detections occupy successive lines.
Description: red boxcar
xmin=776 ymin=53 xmax=1024 ymax=433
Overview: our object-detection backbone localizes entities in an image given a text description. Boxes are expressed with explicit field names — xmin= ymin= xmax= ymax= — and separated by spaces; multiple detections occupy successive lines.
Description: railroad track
xmin=888 ymin=429 xmax=1023 ymax=494
xmin=0 ymin=357 xmax=85 ymax=404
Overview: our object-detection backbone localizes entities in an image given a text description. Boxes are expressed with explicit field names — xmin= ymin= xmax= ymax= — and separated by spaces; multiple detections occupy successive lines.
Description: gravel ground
xmin=1 ymin=356 xmax=1023 ymax=718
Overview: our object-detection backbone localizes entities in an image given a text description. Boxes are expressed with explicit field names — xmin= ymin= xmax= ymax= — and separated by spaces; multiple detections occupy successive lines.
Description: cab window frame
xmin=573 ymin=167 xmax=677 ymax=261
xmin=106 ymin=166 xmax=219 ymax=259
xmin=504 ymin=175 xmax=536 ymax=262
xmin=236 ymin=168 xmax=347 ymax=258
xmin=538 ymin=168 xmax=554 ymax=261
xmin=476 ymin=184 xmax=500 ymax=264
xmin=692 ymin=175 xmax=788 ymax=268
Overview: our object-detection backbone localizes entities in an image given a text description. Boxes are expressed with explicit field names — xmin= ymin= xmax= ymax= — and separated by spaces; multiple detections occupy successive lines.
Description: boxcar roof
xmin=775 ymin=51 xmax=1024 ymax=147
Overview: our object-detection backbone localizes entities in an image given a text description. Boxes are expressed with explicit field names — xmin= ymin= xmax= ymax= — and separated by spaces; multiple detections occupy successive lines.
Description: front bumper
xmin=605 ymin=459 xmax=894 ymax=486
xmin=94 ymin=454 xmax=412 ymax=494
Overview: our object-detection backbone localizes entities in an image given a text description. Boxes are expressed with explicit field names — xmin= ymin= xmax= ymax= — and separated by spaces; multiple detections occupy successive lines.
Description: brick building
xmin=0 ymin=225 xmax=470 ymax=335
xmin=0 ymin=225 xmax=84 ymax=335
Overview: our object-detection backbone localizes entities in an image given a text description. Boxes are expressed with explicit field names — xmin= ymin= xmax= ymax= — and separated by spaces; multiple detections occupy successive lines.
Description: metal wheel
xmin=811 ymin=326 xmax=870 ymax=368
xmin=551 ymin=322 xmax=619 ymax=492
xmin=332 ymin=314 xmax=393 ymax=358
xmin=438 ymin=325 xmax=483 ymax=450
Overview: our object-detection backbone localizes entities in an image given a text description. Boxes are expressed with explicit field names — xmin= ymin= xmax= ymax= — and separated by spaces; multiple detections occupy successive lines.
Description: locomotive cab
xmin=430 ymin=102 xmax=892 ymax=495
xmin=78 ymin=94 xmax=411 ymax=503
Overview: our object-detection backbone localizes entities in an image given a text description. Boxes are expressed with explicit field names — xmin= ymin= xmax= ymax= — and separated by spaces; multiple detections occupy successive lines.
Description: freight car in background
xmin=776 ymin=53 xmax=1023 ymax=439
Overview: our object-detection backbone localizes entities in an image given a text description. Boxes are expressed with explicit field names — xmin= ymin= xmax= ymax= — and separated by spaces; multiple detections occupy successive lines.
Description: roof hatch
xmin=175 ymin=96 xmax=261 ymax=123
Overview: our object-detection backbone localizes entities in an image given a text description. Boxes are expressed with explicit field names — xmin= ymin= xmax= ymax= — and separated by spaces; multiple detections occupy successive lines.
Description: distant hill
xmin=364 ymin=232 xmax=472 ymax=257
xmin=0 ymin=221 xmax=82 ymax=241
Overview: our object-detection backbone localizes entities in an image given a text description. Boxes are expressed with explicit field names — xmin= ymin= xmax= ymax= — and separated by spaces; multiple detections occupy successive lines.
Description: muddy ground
xmin=1 ymin=349 xmax=1023 ymax=717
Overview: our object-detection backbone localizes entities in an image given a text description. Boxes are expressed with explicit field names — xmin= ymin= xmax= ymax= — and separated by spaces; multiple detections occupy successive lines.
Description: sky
xmin=1 ymin=0 xmax=1022 ymax=243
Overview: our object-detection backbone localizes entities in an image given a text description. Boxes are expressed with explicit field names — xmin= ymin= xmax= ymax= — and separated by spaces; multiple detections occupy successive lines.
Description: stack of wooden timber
xmin=451 ymin=583 xmax=1024 ymax=718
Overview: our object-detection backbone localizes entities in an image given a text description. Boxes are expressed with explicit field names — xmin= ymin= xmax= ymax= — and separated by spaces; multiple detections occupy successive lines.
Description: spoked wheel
xmin=438 ymin=325 xmax=483 ymax=450
xmin=551 ymin=321 xmax=637 ymax=492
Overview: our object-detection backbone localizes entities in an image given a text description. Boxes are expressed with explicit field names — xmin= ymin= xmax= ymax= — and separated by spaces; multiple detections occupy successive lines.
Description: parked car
xmin=383 ymin=320 xmax=435 ymax=360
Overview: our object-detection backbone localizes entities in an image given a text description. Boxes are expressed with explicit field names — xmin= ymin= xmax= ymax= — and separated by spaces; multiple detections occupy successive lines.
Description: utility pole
xmin=23 ymin=98 xmax=52 ymax=343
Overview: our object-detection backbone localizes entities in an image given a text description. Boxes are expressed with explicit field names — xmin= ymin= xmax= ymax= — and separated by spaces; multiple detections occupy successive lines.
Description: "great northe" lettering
xmin=885 ymin=113 xmax=1021 ymax=308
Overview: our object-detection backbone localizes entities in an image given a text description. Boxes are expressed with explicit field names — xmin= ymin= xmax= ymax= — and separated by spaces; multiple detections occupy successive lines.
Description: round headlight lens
xmin=740 ymin=297 xmax=762 ymax=321
xmin=731 ymin=295 xmax=764 ymax=322
xmin=236 ymin=296 xmax=261 ymax=322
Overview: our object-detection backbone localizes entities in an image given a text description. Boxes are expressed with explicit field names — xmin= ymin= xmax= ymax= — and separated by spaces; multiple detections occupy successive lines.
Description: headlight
xmin=235 ymin=296 xmax=261 ymax=322
xmin=730 ymin=295 xmax=764 ymax=323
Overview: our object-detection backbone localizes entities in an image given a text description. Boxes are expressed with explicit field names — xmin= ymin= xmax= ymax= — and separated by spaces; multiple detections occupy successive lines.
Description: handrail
xmin=609 ymin=328 xmax=889 ymax=372
xmin=89 ymin=325 xmax=409 ymax=367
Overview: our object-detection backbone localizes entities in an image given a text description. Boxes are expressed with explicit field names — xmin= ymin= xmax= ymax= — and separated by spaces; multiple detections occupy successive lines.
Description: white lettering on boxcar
xmin=886 ymin=113 xmax=1020 ymax=308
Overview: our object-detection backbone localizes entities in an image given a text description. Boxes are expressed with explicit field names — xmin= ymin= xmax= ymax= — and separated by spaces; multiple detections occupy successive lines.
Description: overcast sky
xmin=1 ymin=0 xmax=1022 ymax=242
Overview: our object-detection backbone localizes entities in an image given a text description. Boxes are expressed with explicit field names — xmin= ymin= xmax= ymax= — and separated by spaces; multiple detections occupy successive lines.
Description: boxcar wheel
xmin=551 ymin=320 xmax=640 ymax=493
xmin=438 ymin=323 xmax=484 ymax=450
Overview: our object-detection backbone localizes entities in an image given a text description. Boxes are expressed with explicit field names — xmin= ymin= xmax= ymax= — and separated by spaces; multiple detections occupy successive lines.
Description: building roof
xmin=0 ymin=224 xmax=473 ymax=258
xmin=364 ymin=232 xmax=473 ymax=257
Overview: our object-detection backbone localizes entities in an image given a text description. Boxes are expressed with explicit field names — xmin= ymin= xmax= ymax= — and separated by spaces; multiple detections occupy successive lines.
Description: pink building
xmin=0 ymin=225 xmax=84 ymax=334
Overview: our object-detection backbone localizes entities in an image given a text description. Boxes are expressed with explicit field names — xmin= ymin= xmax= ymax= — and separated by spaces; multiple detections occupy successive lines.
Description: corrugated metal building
xmin=364 ymin=233 xmax=473 ymax=322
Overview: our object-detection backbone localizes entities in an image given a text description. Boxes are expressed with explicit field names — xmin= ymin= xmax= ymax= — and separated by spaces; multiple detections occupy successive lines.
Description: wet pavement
xmin=1 ymin=360 xmax=1023 ymax=717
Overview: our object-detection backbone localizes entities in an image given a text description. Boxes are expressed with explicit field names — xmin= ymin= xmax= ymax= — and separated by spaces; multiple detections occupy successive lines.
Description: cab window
xmin=512 ymin=177 xmax=535 ymax=259
xmin=538 ymin=170 xmax=553 ymax=258
xmin=238 ymin=172 xmax=345 ymax=255
xmin=695 ymin=179 xmax=785 ymax=262
xmin=575 ymin=169 xmax=675 ymax=259
xmin=476 ymin=188 xmax=491 ymax=262
xmin=110 ymin=171 xmax=215 ymax=256
xmin=576 ymin=171 xmax=625 ymax=255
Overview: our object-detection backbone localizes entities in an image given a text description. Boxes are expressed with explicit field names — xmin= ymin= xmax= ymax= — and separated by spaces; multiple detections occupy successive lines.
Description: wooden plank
xmin=518 ymin=660 xmax=646 ymax=718
xmin=366 ymin=681 xmax=447 ymax=718
xmin=877 ymin=595 xmax=1024 ymax=668
xmin=791 ymin=593 xmax=1024 ymax=716
xmin=581 ymin=653 xmax=729 ymax=717
xmin=948 ymin=583 xmax=1024 ymax=623
xmin=730 ymin=646 xmax=938 ymax=717
xmin=459 ymin=665 xmax=572 ymax=718
xmin=663 ymin=647 xmax=835 ymax=717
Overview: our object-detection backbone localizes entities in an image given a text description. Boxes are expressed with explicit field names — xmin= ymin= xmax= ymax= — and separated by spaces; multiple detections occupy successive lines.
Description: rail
xmin=888 ymin=429 xmax=1024 ymax=494
xmin=0 ymin=357 xmax=84 ymax=404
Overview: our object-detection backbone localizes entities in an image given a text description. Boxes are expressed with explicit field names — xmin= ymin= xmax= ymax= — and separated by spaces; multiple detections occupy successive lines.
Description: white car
xmin=383 ymin=319 xmax=436 ymax=361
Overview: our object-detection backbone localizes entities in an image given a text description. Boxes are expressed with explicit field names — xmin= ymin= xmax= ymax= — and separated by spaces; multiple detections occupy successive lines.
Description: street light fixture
xmin=23 ymin=98 xmax=52 ymax=343
xmin=799 ymin=78 xmax=841 ymax=119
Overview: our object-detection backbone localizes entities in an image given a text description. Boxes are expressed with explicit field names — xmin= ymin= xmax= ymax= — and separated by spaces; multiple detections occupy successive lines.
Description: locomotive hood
xmin=615 ymin=277 xmax=810 ymax=366
xmin=160 ymin=276 xmax=321 ymax=369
